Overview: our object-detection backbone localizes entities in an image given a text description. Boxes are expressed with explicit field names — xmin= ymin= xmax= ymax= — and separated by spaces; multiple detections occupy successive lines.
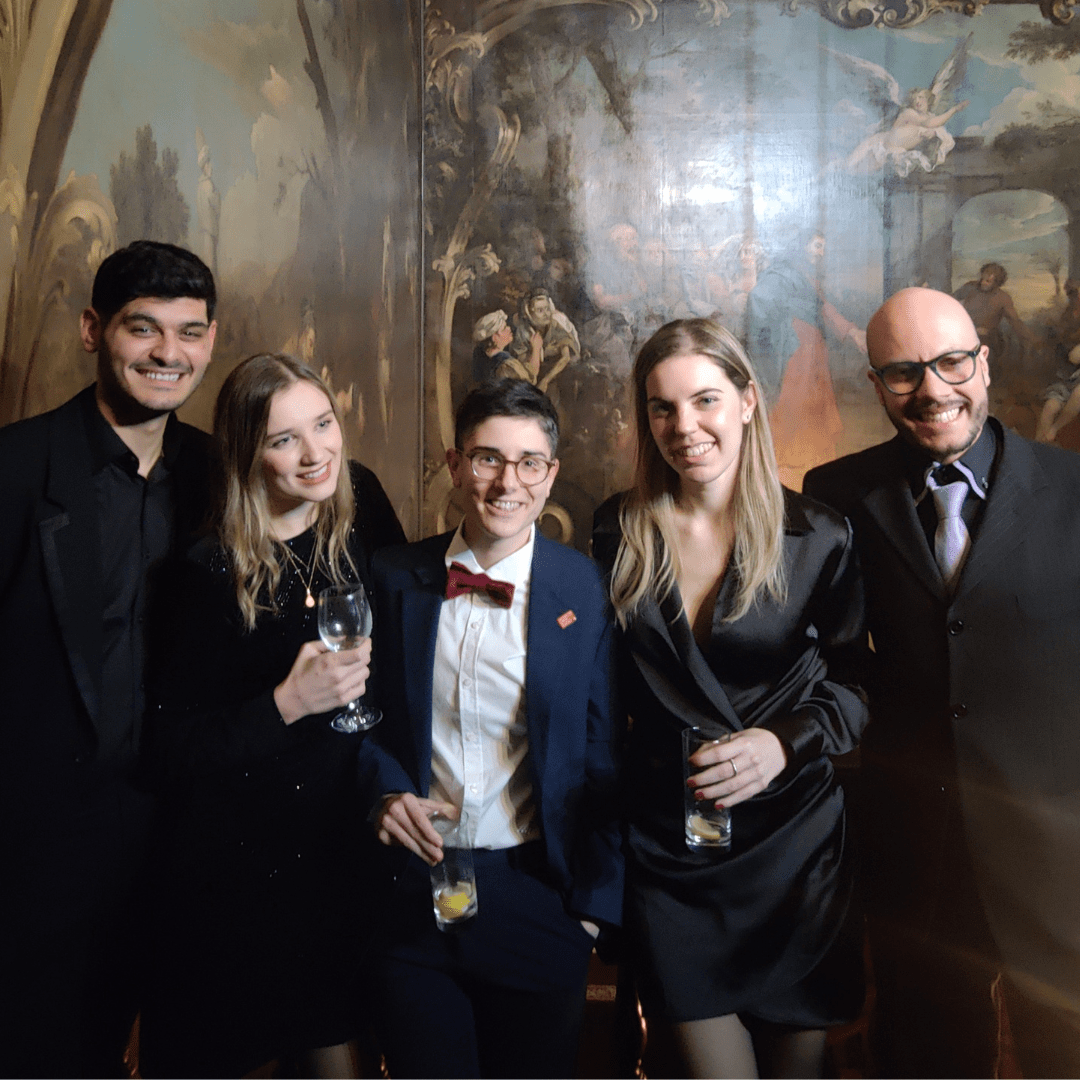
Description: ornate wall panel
xmin=422 ymin=0 xmax=1080 ymax=546
xmin=0 ymin=0 xmax=422 ymax=531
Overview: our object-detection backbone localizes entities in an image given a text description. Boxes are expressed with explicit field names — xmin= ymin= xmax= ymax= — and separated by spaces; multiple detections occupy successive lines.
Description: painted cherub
xmin=828 ymin=34 xmax=971 ymax=178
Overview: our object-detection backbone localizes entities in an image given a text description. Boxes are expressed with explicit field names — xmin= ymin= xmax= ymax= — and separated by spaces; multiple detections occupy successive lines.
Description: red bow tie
xmin=446 ymin=562 xmax=516 ymax=608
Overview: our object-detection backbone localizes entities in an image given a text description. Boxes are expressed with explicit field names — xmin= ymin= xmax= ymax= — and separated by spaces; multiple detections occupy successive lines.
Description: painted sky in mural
xmin=62 ymin=0 xmax=330 ymax=288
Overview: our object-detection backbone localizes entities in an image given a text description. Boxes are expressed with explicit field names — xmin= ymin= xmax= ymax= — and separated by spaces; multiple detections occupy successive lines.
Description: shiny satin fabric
xmin=593 ymin=489 xmax=869 ymax=1025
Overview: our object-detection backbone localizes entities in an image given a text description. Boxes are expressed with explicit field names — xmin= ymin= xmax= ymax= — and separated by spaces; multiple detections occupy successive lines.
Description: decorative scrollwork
xmin=2 ymin=170 xmax=116 ymax=421
xmin=696 ymin=0 xmax=732 ymax=25
xmin=1039 ymin=0 xmax=1078 ymax=24
xmin=818 ymin=0 xmax=992 ymax=29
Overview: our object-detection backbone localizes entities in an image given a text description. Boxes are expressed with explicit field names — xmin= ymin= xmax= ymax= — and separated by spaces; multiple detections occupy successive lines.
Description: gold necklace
xmin=280 ymin=539 xmax=319 ymax=608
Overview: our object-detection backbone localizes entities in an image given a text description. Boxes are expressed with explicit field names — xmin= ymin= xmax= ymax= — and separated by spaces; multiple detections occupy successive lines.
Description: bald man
xmin=804 ymin=288 xmax=1080 ymax=1078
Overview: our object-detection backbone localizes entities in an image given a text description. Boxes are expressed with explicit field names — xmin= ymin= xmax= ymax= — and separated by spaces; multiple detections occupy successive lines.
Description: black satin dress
xmin=593 ymin=489 xmax=869 ymax=1026
xmin=139 ymin=463 xmax=405 ymax=1078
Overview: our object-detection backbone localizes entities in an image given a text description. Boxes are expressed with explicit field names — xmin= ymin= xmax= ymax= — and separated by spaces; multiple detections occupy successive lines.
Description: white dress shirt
xmin=429 ymin=525 xmax=539 ymax=849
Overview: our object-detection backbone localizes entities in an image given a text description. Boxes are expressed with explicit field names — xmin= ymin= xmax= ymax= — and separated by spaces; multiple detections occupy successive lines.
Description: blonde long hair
xmin=213 ymin=353 xmax=357 ymax=630
xmin=609 ymin=319 xmax=787 ymax=626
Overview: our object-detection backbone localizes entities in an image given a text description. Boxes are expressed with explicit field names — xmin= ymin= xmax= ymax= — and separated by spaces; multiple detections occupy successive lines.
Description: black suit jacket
xmin=0 ymin=386 xmax=211 ymax=928
xmin=804 ymin=421 xmax=1080 ymax=1002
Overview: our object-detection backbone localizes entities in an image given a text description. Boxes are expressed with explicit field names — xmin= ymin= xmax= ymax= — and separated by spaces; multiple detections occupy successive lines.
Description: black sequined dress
xmin=139 ymin=463 xmax=405 ymax=1078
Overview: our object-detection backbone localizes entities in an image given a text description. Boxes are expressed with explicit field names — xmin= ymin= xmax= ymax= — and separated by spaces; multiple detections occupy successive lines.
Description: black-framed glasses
xmin=870 ymin=346 xmax=981 ymax=395
xmin=458 ymin=448 xmax=555 ymax=486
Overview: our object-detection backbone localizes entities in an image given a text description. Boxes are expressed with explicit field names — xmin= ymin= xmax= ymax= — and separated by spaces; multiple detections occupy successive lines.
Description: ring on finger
xmin=729 ymin=758 xmax=738 ymax=779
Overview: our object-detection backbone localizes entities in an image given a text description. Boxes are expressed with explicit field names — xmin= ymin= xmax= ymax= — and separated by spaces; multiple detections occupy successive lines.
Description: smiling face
xmin=260 ymin=379 xmax=343 ymax=524
xmin=447 ymin=415 xmax=559 ymax=568
xmin=85 ymin=296 xmax=216 ymax=422
xmin=867 ymin=288 xmax=990 ymax=464
xmin=645 ymin=352 xmax=755 ymax=496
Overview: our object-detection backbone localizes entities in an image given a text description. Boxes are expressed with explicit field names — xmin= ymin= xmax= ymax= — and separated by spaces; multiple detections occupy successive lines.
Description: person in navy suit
xmin=362 ymin=379 xmax=623 ymax=1079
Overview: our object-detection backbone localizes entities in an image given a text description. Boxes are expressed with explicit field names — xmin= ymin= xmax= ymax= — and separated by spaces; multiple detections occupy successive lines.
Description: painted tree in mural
xmin=110 ymin=124 xmax=189 ymax=247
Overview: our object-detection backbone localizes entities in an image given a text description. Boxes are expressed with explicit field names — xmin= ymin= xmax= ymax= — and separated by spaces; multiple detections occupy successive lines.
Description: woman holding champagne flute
xmin=141 ymin=353 xmax=404 ymax=1078
xmin=593 ymin=320 xmax=869 ymax=1079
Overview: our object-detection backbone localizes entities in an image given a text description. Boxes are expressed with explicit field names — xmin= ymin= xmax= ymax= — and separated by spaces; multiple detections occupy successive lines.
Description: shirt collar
xmin=445 ymin=523 xmax=535 ymax=589
xmin=82 ymin=384 xmax=183 ymax=477
xmin=908 ymin=421 xmax=996 ymax=505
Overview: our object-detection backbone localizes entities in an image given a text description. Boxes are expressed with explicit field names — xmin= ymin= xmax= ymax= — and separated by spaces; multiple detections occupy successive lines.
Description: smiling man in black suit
xmin=804 ymin=287 xmax=1080 ymax=1079
xmin=0 ymin=240 xmax=217 ymax=1078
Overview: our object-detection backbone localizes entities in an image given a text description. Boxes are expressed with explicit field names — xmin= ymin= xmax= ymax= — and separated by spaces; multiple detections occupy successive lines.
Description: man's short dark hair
xmin=454 ymin=378 xmax=559 ymax=457
xmin=980 ymin=262 xmax=1007 ymax=286
xmin=91 ymin=240 xmax=216 ymax=325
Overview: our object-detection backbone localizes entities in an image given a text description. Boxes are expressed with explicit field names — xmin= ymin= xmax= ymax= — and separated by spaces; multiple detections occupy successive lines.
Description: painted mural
xmin=0 ymin=0 xmax=421 ymax=529
xmin=5 ymin=0 xmax=1080 ymax=545
xmin=425 ymin=0 xmax=1080 ymax=548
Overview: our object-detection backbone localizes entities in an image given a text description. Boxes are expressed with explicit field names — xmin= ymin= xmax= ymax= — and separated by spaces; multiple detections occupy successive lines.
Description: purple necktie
xmin=929 ymin=478 xmax=970 ymax=589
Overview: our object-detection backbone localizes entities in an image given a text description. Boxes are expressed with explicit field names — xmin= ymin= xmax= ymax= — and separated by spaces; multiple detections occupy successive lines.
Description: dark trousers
xmin=0 ymin=783 xmax=152 ymax=1079
xmin=372 ymin=843 xmax=594 ymax=1079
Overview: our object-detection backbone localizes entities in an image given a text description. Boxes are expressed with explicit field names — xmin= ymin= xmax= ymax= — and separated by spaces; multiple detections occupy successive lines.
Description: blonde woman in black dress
xmin=593 ymin=319 xmax=868 ymax=1079
xmin=141 ymin=354 xmax=404 ymax=1078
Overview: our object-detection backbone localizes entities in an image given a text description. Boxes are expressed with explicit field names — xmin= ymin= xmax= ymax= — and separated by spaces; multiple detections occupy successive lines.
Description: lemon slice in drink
xmin=437 ymin=885 xmax=474 ymax=919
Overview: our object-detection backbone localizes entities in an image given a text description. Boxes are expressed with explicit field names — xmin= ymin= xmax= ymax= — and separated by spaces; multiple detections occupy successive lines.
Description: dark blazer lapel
xmin=624 ymin=582 xmax=743 ymax=733
xmin=40 ymin=398 xmax=104 ymax=728
xmin=862 ymin=440 xmax=945 ymax=600
xmin=399 ymin=536 xmax=451 ymax=793
xmin=957 ymin=426 xmax=1044 ymax=599
xmin=659 ymin=586 xmax=745 ymax=732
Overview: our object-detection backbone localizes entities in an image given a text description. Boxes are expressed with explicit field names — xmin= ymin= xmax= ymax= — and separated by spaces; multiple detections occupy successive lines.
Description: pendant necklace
xmin=280 ymin=538 xmax=320 ymax=608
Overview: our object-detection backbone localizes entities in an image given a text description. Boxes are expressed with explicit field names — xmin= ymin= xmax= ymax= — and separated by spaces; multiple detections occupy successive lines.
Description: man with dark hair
xmin=954 ymin=261 xmax=1036 ymax=361
xmin=363 ymin=379 xmax=623 ymax=1078
xmin=0 ymin=240 xmax=217 ymax=1077
xmin=804 ymin=287 xmax=1080 ymax=1078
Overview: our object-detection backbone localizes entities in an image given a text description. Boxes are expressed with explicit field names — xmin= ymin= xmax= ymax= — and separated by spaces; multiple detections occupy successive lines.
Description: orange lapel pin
xmin=557 ymin=610 xmax=577 ymax=629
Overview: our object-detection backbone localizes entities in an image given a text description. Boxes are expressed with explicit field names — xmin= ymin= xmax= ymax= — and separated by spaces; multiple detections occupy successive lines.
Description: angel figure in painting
xmin=829 ymin=35 xmax=971 ymax=178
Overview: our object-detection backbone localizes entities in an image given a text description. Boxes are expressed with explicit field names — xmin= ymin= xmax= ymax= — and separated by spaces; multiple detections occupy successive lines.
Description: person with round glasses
xmin=871 ymin=344 xmax=981 ymax=395
xmin=460 ymin=447 xmax=555 ymax=485
xmin=805 ymin=287 xmax=1080 ymax=1079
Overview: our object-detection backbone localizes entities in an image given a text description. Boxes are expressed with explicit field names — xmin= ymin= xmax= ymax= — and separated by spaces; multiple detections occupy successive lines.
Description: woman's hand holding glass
xmin=273 ymin=637 xmax=371 ymax=725
xmin=376 ymin=792 xmax=458 ymax=866
xmin=685 ymin=727 xmax=787 ymax=808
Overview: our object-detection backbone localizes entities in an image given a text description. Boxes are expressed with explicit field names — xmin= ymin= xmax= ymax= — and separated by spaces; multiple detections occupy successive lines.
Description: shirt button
xmin=471 ymin=621 xmax=480 ymax=630
xmin=469 ymin=784 xmax=478 ymax=793
xmin=461 ymin=677 xmax=472 ymax=688
xmin=948 ymin=620 xmax=964 ymax=635
xmin=951 ymin=704 xmax=968 ymax=719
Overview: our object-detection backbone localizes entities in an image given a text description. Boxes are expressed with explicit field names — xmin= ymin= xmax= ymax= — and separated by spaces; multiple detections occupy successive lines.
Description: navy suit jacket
xmin=361 ymin=530 xmax=624 ymax=928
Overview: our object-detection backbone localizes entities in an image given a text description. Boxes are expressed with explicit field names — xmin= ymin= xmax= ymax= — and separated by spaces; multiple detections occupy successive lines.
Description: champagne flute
xmin=317 ymin=583 xmax=381 ymax=733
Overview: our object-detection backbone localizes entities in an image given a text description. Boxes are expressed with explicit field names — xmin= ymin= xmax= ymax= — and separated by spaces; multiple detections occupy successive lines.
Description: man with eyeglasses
xmin=804 ymin=287 xmax=1080 ymax=1078
xmin=360 ymin=379 xmax=623 ymax=1078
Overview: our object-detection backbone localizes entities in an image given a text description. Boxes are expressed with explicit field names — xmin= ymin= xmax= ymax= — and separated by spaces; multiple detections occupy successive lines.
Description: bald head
xmin=866 ymin=288 xmax=979 ymax=369
xmin=866 ymin=287 xmax=990 ymax=464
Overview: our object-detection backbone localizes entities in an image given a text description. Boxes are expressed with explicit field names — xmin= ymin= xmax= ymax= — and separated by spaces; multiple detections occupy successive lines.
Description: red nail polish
xmin=694 ymin=789 xmax=706 ymax=801
xmin=715 ymin=802 xmax=726 ymax=810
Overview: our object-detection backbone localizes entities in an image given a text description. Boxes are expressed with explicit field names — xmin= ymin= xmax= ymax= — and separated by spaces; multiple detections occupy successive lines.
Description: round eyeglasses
xmin=870 ymin=346 xmax=981 ymax=395
xmin=458 ymin=448 xmax=555 ymax=486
